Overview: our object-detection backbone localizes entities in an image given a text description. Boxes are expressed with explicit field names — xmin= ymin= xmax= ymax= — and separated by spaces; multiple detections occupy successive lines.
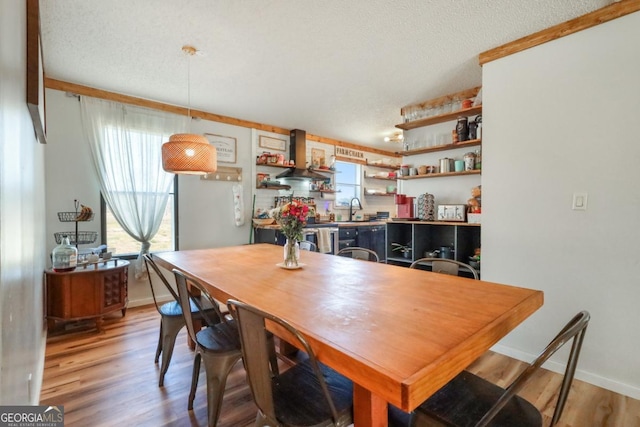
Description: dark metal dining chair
xmin=173 ymin=269 xmax=243 ymax=427
xmin=227 ymin=299 xmax=354 ymax=427
xmin=389 ymin=310 xmax=590 ymax=427
xmin=336 ymin=246 xmax=380 ymax=262
xmin=409 ymin=257 xmax=479 ymax=280
xmin=143 ymin=254 xmax=222 ymax=386
xmin=299 ymin=240 xmax=318 ymax=252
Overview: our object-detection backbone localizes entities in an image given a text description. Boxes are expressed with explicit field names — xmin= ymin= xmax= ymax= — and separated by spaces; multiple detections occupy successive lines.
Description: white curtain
xmin=80 ymin=97 xmax=187 ymax=278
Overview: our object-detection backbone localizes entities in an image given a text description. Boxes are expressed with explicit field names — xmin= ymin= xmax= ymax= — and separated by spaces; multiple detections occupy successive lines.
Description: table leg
xmin=278 ymin=338 xmax=299 ymax=357
xmin=353 ymin=383 xmax=387 ymax=427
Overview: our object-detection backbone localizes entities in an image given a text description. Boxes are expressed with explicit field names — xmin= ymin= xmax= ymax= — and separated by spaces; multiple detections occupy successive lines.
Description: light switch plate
xmin=572 ymin=192 xmax=588 ymax=210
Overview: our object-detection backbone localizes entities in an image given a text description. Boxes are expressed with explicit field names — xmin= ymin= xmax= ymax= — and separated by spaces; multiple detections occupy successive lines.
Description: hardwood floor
xmin=41 ymin=305 xmax=640 ymax=427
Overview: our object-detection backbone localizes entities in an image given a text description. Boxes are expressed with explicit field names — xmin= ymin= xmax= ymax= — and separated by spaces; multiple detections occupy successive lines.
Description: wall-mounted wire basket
xmin=57 ymin=212 xmax=94 ymax=222
xmin=54 ymin=231 xmax=98 ymax=245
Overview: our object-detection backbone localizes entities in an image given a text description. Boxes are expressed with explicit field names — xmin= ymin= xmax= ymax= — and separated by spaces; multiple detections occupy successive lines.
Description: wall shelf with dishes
xmin=256 ymin=184 xmax=292 ymax=191
xmin=364 ymin=173 xmax=397 ymax=181
xmin=364 ymin=188 xmax=396 ymax=196
xmin=396 ymin=105 xmax=482 ymax=130
xmin=255 ymin=162 xmax=293 ymax=169
xmin=396 ymin=138 xmax=481 ymax=156
xmin=363 ymin=160 xmax=398 ymax=196
xmin=395 ymin=86 xmax=482 ymax=131
xmin=365 ymin=160 xmax=401 ymax=170
xmin=364 ymin=160 xmax=399 ymax=193
xmin=394 ymin=86 xmax=483 ymax=180
xmin=309 ymin=168 xmax=337 ymax=174
xmin=309 ymin=189 xmax=338 ymax=194
xmin=399 ymin=170 xmax=481 ymax=180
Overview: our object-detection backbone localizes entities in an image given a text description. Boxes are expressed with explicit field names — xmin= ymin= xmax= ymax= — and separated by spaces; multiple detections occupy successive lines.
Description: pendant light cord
xmin=187 ymin=49 xmax=191 ymax=127
xmin=182 ymin=45 xmax=197 ymax=130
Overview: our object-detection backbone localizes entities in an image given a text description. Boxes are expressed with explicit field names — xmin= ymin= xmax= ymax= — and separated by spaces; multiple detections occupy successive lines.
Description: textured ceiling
xmin=40 ymin=0 xmax=611 ymax=149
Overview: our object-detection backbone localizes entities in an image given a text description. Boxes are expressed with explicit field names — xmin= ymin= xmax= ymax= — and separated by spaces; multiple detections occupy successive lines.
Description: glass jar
xmin=283 ymin=238 xmax=300 ymax=268
xmin=52 ymin=235 xmax=78 ymax=272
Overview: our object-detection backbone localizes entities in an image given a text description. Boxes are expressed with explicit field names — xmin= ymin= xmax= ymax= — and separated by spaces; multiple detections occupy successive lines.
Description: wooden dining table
xmin=154 ymin=244 xmax=543 ymax=427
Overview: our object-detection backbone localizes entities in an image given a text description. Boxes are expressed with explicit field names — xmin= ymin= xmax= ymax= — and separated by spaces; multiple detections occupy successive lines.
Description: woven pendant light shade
xmin=162 ymin=133 xmax=217 ymax=175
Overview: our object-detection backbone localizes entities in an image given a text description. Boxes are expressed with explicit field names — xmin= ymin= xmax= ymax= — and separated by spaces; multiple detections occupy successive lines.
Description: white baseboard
xmin=127 ymin=295 xmax=173 ymax=308
xmin=491 ymin=344 xmax=640 ymax=400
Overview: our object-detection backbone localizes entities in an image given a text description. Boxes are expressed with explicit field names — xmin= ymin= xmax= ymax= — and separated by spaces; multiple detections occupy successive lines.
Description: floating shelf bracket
xmin=201 ymin=166 xmax=243 ymax=182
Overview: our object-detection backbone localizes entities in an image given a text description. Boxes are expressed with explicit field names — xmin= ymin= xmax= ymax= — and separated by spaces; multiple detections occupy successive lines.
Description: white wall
xmin=0 ymin=0 xmax=47 ymax=404
xmin=482 ymin=12 xmax=640 ymax=398
xmin=176 ymin=120 xmax=254 ymax=250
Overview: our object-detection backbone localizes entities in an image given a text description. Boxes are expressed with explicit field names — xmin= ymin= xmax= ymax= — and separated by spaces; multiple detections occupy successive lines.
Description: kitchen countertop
xmin=254 ymin=220 xmax=480 ymax=229
xmin=253 ymin=221 xmax=388 ymax=229
xmin=332 ymin=221 xmax=387 ymax=227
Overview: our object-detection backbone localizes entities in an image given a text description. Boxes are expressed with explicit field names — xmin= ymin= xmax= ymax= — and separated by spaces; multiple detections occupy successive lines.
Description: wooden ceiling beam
xmin=479 ymin=0 xmax=640 ymax=65
xmin=44 ymin=77 xmax=400 ymax=157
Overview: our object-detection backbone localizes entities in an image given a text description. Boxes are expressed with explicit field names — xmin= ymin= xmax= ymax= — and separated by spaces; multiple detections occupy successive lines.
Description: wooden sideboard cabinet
xmin=45 ymin=259 xmax=129 ymax=332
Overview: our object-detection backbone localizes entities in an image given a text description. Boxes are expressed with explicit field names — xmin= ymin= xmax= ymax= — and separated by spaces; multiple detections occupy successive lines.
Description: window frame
xmin=333 ymin=160 xmax=362 ymax=209
xmin=100 ymin=175 xmax=179 ymax=259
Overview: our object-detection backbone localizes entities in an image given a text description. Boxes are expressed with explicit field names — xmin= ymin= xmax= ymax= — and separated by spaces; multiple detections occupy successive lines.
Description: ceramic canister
xmin=464 ymin=152 xmax=475 ymax=171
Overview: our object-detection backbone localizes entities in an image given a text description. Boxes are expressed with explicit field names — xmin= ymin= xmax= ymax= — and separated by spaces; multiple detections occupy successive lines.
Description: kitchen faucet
xmin=348 ymin=197 xmax=362 ymax=222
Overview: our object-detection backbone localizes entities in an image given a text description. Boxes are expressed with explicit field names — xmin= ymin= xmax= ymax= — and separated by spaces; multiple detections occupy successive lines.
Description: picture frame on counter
xmin=258 ymin=135 xmax=287 ymax=151
xmin=205 ymin=133 xmax=237 ymax=163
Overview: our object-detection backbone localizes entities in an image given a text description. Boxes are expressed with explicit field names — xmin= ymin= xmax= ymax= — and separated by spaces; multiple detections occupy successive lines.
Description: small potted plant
xmin=391 ymin=242 xmax=412 ymax=259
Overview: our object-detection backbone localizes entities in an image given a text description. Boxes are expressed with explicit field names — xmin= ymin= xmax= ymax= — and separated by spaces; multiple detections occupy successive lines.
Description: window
xmin=101 ymin=176 xmax=178 ymax=257
xmin=334 ymin=161 xmax=361 ymax=208
xmin=81 ymin=97 xmax=185 ymax=266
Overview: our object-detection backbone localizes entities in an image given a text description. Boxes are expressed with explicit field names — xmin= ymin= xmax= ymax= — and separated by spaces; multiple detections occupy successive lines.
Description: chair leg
xmin=154 ymin=321 xmax=163 ymax=363
xmin=158 ymin=316 xmax=184 ymax=387
xmin=552 ymin=330 xmax=587 ymax=426
xmin=189 ymin=352 xmax=202 ymax=411
xmin=203 ymin=354 xmax=241 ymax=427
xmin=254 ymin=410 xmax=270 ymax=427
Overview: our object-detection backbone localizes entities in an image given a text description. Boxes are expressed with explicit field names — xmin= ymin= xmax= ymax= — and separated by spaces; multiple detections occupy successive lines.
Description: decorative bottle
xmin=474 ymin=148 xmax=482 ymax=170
xmin=468 ymin=121 xmax=478 ymax=140
xmin=52 ymin=235 xmax=78 ymax=272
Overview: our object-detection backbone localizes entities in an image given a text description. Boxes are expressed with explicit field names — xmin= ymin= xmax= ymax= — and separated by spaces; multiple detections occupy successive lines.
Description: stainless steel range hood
xmin=275 ymin=129 xmax=329 ymax=180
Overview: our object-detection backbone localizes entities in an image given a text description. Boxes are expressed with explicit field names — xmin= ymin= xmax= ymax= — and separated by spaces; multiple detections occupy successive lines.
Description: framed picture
xmin=311 ymin=148 xmax=326 ymax=167
xmin=26 ymin=0 xmax=46 ymax=144
xmin=205 ymin=133 xmax=237 ymax=164
xmin=258 ymin=135 xmax=286 ymax=152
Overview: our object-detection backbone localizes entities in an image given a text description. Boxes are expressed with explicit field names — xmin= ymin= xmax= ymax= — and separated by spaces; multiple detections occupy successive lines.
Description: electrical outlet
xmin=572 ymin=192 xmax=588 ymax=210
